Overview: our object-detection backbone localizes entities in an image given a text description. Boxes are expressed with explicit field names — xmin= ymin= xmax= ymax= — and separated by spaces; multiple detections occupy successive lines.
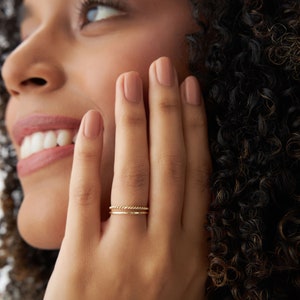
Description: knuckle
xmin=188 ymin=166 xmax=211 ymax=190
xmin=158 ymin=97 xmax=179 ymax=113
xmin=143 ymin=251 xmax=173 ymax=284
xmin=77 ymin=147 xmax=98 ymax=161
xmin=120 ymin=113 xmax=145 ymax=128
xmin=71 ymin=185 xmax=95 ymax=206
xmin=115 ymin=163 xmax=149 ymax=188
xmin=186 ymin=113 xmax=206 ymax=131
xmin=190 ymin=165 xmax=211 ymax=180
xmin=158 ymin=154 xmax=186 ymax=182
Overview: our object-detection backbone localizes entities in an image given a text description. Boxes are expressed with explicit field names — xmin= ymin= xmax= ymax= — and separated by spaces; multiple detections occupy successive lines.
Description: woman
xmin=2 ymin=0 xmax=210 ymax=299
xmin=1 ymin=0 xmax=299 ymax=299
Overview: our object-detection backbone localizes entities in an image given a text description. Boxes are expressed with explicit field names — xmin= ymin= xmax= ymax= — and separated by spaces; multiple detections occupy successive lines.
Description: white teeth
xmin=20 ymin=130 xmax=77 ymax=159
xmin=44 ymin=131 xmax=57 ymax=149
xmin=21 ymin=136 xmax=31 ymax=159
xmin=57 ymin=130 xmax=73 ymax=146
xmin=31 ymin=132 xmax=44 ymax=154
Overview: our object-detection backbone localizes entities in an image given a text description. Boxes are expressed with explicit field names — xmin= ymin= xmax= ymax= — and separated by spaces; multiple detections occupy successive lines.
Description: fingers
xmin=65 ymin=110 xmax=103 ymax=247
xmin=181 ymin=76 xmax=211 ymax=239
xmin=148 ymin=57 xmax=186 ymax=233
xmin=110 ymin=72 xmax=149 ymax=232
xmin=64 ymin=58 xmax=209 ymax=249
xmin=147 ymin=58 xmax=211 ymax=242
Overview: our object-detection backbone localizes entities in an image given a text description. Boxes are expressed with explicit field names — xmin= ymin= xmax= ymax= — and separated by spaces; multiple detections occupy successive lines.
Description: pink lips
xmin=13 ymin=114 xmax=81 ymax=177
xmin=13 ymin=114 xmax=81 ymax=146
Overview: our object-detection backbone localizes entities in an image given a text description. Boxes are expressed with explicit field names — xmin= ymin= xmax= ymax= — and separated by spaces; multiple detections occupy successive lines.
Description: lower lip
xmin=17 ymin=145 xmax=74 ymax=177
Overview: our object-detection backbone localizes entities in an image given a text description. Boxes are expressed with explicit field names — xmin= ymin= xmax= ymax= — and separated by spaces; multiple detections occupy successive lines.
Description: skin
xmin=2 ymin=0 xmax=211 ymax=298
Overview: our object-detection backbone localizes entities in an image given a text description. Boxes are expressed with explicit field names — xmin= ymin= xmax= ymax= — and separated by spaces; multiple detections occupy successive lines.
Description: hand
xmin=44 ymin=57 xmax=211 ymax=300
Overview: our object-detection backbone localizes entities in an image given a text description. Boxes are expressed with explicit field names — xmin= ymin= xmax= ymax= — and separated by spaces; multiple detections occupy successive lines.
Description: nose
xmin=1 ymin=33 xmax=66 ymax=96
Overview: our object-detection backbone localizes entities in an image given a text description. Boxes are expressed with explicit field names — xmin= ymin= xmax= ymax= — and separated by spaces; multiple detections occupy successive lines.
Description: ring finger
xmin=110 ymin=71 xmax=149 ymax=232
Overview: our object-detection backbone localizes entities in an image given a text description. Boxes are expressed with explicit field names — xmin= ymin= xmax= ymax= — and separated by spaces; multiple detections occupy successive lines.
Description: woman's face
xmin=2 ymin=0 xmax=198 ymax=249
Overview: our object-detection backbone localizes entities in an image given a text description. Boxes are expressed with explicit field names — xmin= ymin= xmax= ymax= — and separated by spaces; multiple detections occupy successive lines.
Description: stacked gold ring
xmin=109 ymin=205 xmax=149 ymax=215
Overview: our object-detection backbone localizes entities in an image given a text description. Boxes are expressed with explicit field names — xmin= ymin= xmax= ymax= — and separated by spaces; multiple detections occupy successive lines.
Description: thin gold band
xmin=109 ymin=205 xmax=149 ymax=211
xmin=109 ymin=205 xmax=149 ymax=215
xmin=110 ymin=211 xmax=149 ymax=215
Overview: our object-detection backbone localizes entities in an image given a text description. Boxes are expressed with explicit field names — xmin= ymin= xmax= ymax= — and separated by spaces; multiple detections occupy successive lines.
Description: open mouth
xmin=12 ymin=114 xmax=82 ymax=176
xmin=20 ymin=129 xmax=78 ymax=159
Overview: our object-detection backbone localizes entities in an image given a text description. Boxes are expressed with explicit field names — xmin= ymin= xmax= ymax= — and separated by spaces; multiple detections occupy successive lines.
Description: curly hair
xmin=200 ymin=0 xmax=300 ymax=298
xmin=0 ymin=0 xmax=299 ymax=299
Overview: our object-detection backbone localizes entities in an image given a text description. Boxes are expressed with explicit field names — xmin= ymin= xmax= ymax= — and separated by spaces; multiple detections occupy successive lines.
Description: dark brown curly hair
xmin=0 ymin=0 xmax=299 ymax=299
xmin=200 ymin=0 xmax=300 ymax=299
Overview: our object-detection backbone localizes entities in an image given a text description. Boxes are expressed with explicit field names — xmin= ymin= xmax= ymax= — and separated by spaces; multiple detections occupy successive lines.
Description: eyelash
xmin=78 ymin=0 xmax=124 ymax=27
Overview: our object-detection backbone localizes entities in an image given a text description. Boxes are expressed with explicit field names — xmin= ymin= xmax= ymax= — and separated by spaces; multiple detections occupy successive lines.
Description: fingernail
xmin=183 ymin=76 xmax=201 ymax=105
xmin=83 ymin=110 xmax=102 ymax=138
xmin=124 ymin=72 xmax=142 ymax=103
xmin=155 ymin=57 xmax=175 ymax=87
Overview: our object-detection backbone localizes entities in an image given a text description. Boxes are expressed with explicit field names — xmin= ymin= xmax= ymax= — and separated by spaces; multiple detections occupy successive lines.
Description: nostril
xmin=10 ymin=89 xmax=20 ymax=96
xmin=31 ymin=77 xmax=47 ymax=85
xmin=22 ymin=77 xmax=47 ymax=86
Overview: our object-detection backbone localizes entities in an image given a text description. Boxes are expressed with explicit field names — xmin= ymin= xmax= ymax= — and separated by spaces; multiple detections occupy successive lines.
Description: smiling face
xmin=2 ymin=0 xmax=198 ymax=249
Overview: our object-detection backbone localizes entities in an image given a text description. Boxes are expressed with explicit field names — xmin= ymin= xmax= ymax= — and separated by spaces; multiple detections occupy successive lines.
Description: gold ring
xmin=109 ymin=205 xmax=149 ymax=215
xmin=110 ymin=211 xmax=149 ymax=215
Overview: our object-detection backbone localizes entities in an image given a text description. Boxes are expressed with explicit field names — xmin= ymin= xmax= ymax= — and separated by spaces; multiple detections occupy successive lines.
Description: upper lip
xmin=12 ymin=114 xmax=81 ymax=146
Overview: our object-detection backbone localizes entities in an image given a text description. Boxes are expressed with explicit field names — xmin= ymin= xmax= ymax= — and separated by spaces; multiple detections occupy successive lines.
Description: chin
xmin=17 ymin=196 xmax=67 ymax=250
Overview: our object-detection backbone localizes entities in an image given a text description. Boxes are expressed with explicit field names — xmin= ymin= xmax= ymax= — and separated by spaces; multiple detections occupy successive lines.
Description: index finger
xmin=64 ymin=110 xmax=103 ymax=248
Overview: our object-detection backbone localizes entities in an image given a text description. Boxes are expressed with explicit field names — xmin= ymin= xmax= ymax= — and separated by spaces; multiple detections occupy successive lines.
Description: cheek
xmin=122 ymin=24 xmax=191 ymax=80
xmin=75 ymin=26 xmax=190 ymax=107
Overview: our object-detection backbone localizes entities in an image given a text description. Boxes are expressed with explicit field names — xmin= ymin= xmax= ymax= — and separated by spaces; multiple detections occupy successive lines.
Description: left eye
xmin=85 ymin=5 xmax=122 ymax=24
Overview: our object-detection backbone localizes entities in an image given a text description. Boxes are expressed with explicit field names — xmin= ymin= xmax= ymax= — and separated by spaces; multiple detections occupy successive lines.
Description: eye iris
xmin=87 ymin=7 xmax=99 ymax=22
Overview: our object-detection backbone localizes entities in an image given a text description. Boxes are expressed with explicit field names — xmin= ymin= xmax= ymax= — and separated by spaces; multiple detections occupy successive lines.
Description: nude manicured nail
xmin=124 ymin=72 xmax=142 ymax=103
xmin=155 ymin=57 xmax=175 ymax=87
xmin=83 ymin=110 xmax=102 ymax=138
xmin=184 ymin=76 xmax=201 ymax=105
